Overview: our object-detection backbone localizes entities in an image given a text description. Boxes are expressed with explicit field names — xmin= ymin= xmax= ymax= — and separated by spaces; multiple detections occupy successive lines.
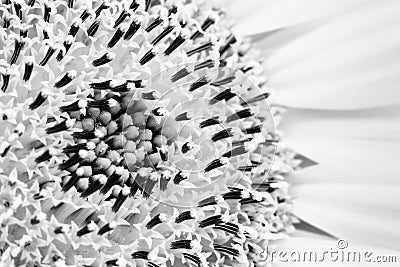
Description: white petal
xmin=261 ymin=0 xmax=400 ymax=109
xmin=290 ymin=184 xmax=400 ymax=250
xmin=224 ymin=0 xmax=366 ymax=36
xmin=280 ymin=106 xmax=400 ymax=181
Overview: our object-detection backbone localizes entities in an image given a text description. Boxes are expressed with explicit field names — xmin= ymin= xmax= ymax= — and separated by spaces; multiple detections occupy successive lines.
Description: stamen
xmin=175 ymin=210 xmax=195 ymax=223
xmin=0 ymin=142 xmax=11 ymax=157
xmin=76 ymin=221 xmax=97 ymax=237
xmin=197 ymin=195 xmax=223 ymax=207
xmin=68 ymin=18 xmax=81 ymax=37
xmin=182 ymin=253 xmax=201 ymax=267
xmin=81 ymin=174 xmax=107 ymax=198
xmin=67 ymin=0 xmax=74 ymax=8
xmin=114 ymin=10 xmax=130 ymax=28
xmin=59 ymin=150 xmax=89 ymax=170
xmin=95 ymin=2 xmax=109 ymax=18
xmin=62 ymin=173 xmax=80 ymax=192
xmin=148 ymin=262 xmax=159 ymax=267
xmin=59 ymin=99 xmax=87 ymax=113
xmin=213 ymin=244 xmax=240 ymax=257
xmin=152 ymin=107 xmax=169 ymax=116
xmin=170 ymin=239 xmax=193 ymax=249
xmin=175 ymin=111 xmax=192 ymax=121
xmin=210 ymin=75 xmax=236 ymax=87
xmin=71 ymin=129 xmax=105 ymax=139
xmin=89 ymin=80 xmax=112 ymax=90
xmin=124 ymin=17 xmax=142 ymax=40
xmin=92 ymin=52 xmax=116 ymax=67
xmin=238 ymin=165 xmax=257 ymax=172
xmin=191 ymin=16 xmax=217 ymax=40
xmin=80 ymin=9 xmax=91 ymax=22
xmin=98 ymin=221 xmax=116 ymax=235
xmin=22 ymin=57 xmax=34 ymax=79
xmin=112 ymin=185 xmax=130 ymax=212
xmin=146 ymin=16 xmax=164 ymax=32
xmin=151 ymin=25 xmax=174 ymax=45
xmin=219 ymin=34 xmax=237 ymax=56
xmin=87 ymin=99 xmax=113 ymax=109
xmin=127 ymin=79 xmax=146 ymax=88
xmin=226 ymin=108 xmax=254 ymax=123
xmin=110 ymin=81 xmax=130 ymax=93
xmin=232 ymin=138 xmax=252 ymax=147
xmin=43 ymin=30 xmax=49 ymax=40
xmin=211 ymin=128 xmax=236 ymax=142
xmin=146 ymin=213 xmax=167 ymax=229
xmin=44 ymin=4 xmax=51 ymax=22
xmin=28 ymin=0 xmax=35 ymax=7
xmin=20 ymin=29 xmax=28 ymax=38
xmin=10 ymin=40 xmax=24 ymax=65
xmin=29 ymin=92 xmax=48 ymax=110
xmin=35 ymin=149 xmax=55 ymax=163
xmin=241 ymin=93 xmax=270 ymax=105
xmin=143 ymin=172 xmax=159 ymax=198
xmin=187 ymin=41 xmax=214 ymax=57
xmin=173 ymin=171 xmax=188 ymax=185
xmin=139 ymin=47 xmax=159 ymax=65
xmin=130 ymin=174 xmax=146 ymax=197
xmin=57 ymin=36 xmax=74 ymax=61
xmin=171 ymin=68 xmax=191 ymax=82
xmin=213 ymin=222 xmax=240 ymax=236
xmin=204 ymin=157 xmax=229 ymax=173
xmin=194 ymin=59 xmax=217 ymax=71
xmin=158 ymin=146 xmax=168 ymax=162
xmin=87 ymin=20 xmax=101 ymax=37
xmin=3 ymin=18 xmax=10 ymax=29
xmin=54 ymin=70 xmax=77 ymax=88
xmin=199 ymin=214 xmax=227 ymax=228
xmin=164 ymin=29 xmax=190 ymax=56
xmin=131 ymin=251 xmax=149 ymax=260
xmin=199 ymin=117 xmax=221 ymax=128
xmin=159 ymin=169 xmax=171 ymax=191
xmin=209 ymin=89 xmax=237 ymax=105
xmin=243 ymin=125 xmax=262 ymax=134
xmin=130 ymin=0 xmax=140 ymax=10
xmin=46 ymin=119 xmax=74 ymax=134
xmin=181 ymin=141 xmax=194 ymax=154
xmin=100 ymin=167 xmax=123 ymax=194
xmin=145 ymin=0 xmax=152 ymax=11
xmin=189 ymin=76 xmax=210 ymax=91
xmin=108 ymin=24 xmax=128 ymax=48
xmin=13 ymin=2 xmax=22 ymax=19
xmin=39 ymin=46 xmax=56 ymax=66
xmin=1 ymin=74 xmax=10 ymax=92
xmin=142 ymin=91 xmax=159 ymax=100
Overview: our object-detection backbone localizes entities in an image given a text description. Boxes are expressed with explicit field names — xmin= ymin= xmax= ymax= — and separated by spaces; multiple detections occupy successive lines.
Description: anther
xmin=59 ymin=150 xmax=89 ymax=170
xmin=175 ymin=111 xmax=192 ymax=121
xmin=67 ymin=0 xmax=74 ymax=8
xmin=197 ymin=195 xmax=223 ymax=207
xmin=10 ymin=40 xmax=25 ymax=65
xmin=13 ymin=2 xmax=22 ymax=19
xmin=181 ymin=141 xmax=194 ymax=154
xmin=29 ymin=91 xmax=48 ymax=110
xmin=80 ymin=9 xmax=91 ymax=22
xmin=46 ymin=119 xmax=74 ymax=134
xmin=68 ymin=18 xmax=81 ymax=37
xmin=124 ymin=17 xmax=142 ymax=40
xmin=76 ymin=221 xmax=97 ymax=237
xmin=112 ymin=185 xmax=130 ymax=212
xmin=139 ymin=47 xmax=159 ymax=65
xmin=131 ymin=251 xmax=149 ymax=260
xmin=226 ymin=108 xmax=254 ymax=123
xmin=35 ymin=148 xmax=57 ymax=163
xmin=81 ymin=174 xmax=107 ymax=198
xmin=1 ymin=73 xmax=10 ymax=92
xmin=54 ymin=70 xmax=77 ymax=88
xmin=92 ymin=52 xmax=116 ymax=67
xmin=108 ymin=24 xmax=128 ymax=48
xmin=98 ymin=221 xmax=116 ymax=235
xmin=95 ymin=2 xmax=109 ymax=18
xmin=191 ymin=15 xmax=217 ymax=40
xmin=152 ymin=106 xmax=169 ymax=116
xmin=209 ymin=89 xmax=237 ymax=105
xmin=44 ymin=4 xmax=51 ymax=22
xmin=210 ymin=75 xmax=236 ymax=87
xmin=219 ymin=34 xmax=237 ymax=56
xmin=211 ymin=128 xmax=237 ymax=142
xmin=198 ymin=214 xmax=228 ymax=228
xmin=151 ymin=25 xmax=174 ymax=45
xmin=114 ymin=10 xmax=130 ymax=28
xmin=213 ymin=244 xmax=240 ymax=257
xmin=243 ymin=125 xmax=262 ymax=134
xmin=175 ymin=210 xmax=196 ymax=223
xmin=171 ymin=68 xmax=191 ymax=82
xmin=39 ymin=46 xmax=56 ymax=66
xmin=164 ymin=29 xmax=190 ymax=56
xmin=204 ymin=157 xmax=229 ymax=173
xmin=241 ymin=93 xmax=271 ymax=105
xmin=146 ymin=213 xmax=167 ymax=229
xmin=189 ymin=76 xmax=210 ymax=91
xmin=145 ymin=16 xmax=163 ymax=32
xmin=143 ymin=172 xmax=159 ymax=198
xmin=187 ymin=41 xmax=214 ymax=57
xmin=173 ymin=171 xmax=188 ymax=185
xmin=182 ymin=253 xmax=201 ymax=267
xmin=59 ymin=99 xmax=87 ymax=113
xmin=87 ymin=20 xmax=101 ymax=37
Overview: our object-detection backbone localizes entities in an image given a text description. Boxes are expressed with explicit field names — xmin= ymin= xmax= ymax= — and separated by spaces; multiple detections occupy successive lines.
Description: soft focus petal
xmin=259 ymin=0 xmax=400 ymax=109
xmin=222 ymin=0 xmax=366 ymax=36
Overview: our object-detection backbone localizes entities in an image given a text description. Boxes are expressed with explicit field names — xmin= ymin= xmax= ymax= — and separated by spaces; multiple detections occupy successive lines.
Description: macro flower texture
xmin=2 ymin=0 xmax=400 ymax=266
xmin=0 ymin=0 xmax=300 ymax=266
